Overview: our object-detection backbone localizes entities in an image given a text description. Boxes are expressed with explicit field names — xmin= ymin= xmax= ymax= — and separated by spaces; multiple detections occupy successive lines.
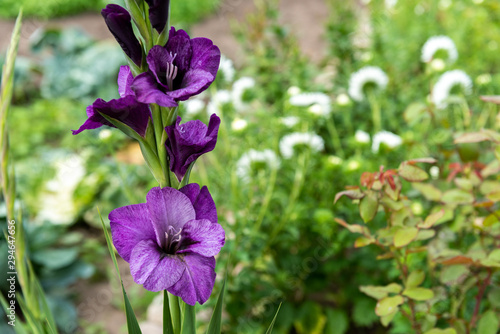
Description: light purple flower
xmin=102 ymin=5 xmax=143 ymax=66
xmin=72 ymin=66 xmax=151 ymax=137
xmin=110 ymin=184 xmax=225 ymax=305
xmin=131 ymin=27 xmax=220 ymax=107
xmin=165 ymin=114 xmax=220 ymax=181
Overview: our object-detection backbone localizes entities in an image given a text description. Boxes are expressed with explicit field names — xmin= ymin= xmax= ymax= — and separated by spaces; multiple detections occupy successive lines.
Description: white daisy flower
xmin=348 ymin=66 xmax=389 ymax=102
xmin=372 ymin=131 xmax=403 ymax=153
xmin=432 ymin=70 xmax=472 ymax=109
xmin=355 ymin=129 xmax=371 ymax=144
xmin=219 ymin=55 xmax=235 ymax=83
xmin=430 ymin=166 xmax=440 ymax=180
xmin=280 ymin=116 xmax=300 ymax=128
xmin=279 ymin=132 xmax=325 ymax=159
xmin=421 ymin=36 xmax=458 ymax=63
xmin=336 ymin=93 xmax=351 ymax=106
xmin=184 ymin=98 xmax=205 ymax=117
xmin=207 ymin=90 xmax=231 ymax=115
xmin=236 ymin=149 xmax=280 ymax=182
xmin=289 ymin=92 xmax=332 ymax=116
xmin=37 ymin=154 xmax=86 ymax=225
xmin=231 ymin=118 xmax=248 ymax=131
xmin=232 ymin=77 xmax=255 ymax=112
xmin=287 ymin=86 xmax=302 ymax=96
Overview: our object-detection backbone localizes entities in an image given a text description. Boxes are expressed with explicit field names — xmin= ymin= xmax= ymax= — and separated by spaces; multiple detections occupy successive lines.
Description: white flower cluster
xmin=279 ymin=132 xmax=325 ymax=159
xmin=184 ymin=98 xmax=206 ymax=117
xmin=207 ymin=90 xmax=231 ymax=116
xmin=37 ymin=154 xmax=86 ymax=225
xmin=232 ymin=77 xmax=256 ymax=112
xmin=289 ymin=92 xmax=332 ymax=116
xmin=355 ymin=130 xmax=370 ymax=144
xmin=348 ymin=66 xmax=389 ymax=102
xmin=281 ymin=116 xmax=300 ymax=128
xmin=432 ymin=70 xmax=472 ymax=109
xmin=219 ymin=55 xmax=235 ymax=83
xmin=421 ymin=36 xmax=458 ymax=63
xmin=372 ymin=131 xmax=402 ymax=153
xmin=236 ymin=149 xmax=280 ymax=182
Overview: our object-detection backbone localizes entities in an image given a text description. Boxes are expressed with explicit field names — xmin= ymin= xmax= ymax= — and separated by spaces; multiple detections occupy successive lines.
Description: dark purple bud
xmin=145 ymin=0 xmax=170 ymax=33
xmin=102 ymin=4 xmax=143 ymax=66
xmin=165 ymin=114 xmax=220 ymax=181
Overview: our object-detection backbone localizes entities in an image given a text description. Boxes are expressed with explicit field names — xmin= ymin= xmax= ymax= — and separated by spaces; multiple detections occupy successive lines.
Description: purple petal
xmin=101 ymin=5 xmax=142 ymax=66
xmin=109 ymin=203 xmax=156 ymax=262
xmin=189 ymin=37 xmax=220 ymax=77
xmin=165 ymin=27 xmax=192 ymax=75
xmin=146 ymin=187 xmax=196 ymax=248
xmin=145 ymin=0 xmax=170 ymax=33
xmin=177 ymin=219 xmax=225 ymax=257
xmin=132 ymin=72 xmax=178 ymax=107
xmin=118 ymin=66 xmax=135 ymax=98
xmin=179 ymin=184 xmax=218 ymax=224
xmin=146 ymin=45 xmax=175 ymax=90
xmin=167 ymin=254 xmax=216 ymax=305
xmin=168 ymin=69 xmax=214 ymax=101
xmin=72 ymin=105 xmax=104 ymax=134
xmin=129 ymin=239 xmax=185 ymax=290
xmin=165 ymin=114 xmax=220 ymax=180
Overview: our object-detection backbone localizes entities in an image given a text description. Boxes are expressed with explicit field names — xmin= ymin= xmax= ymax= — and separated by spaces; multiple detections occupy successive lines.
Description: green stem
xmin=253 ymin=165 xmax=278 ymax=234
xmin=367 ymin=90 xmax=382 ymax=132
xmin=152 ymin=104 xmax=170 ymax=186
xmin=268 ymin=151 xmax=308 ymax=243
xmin=163 ymin=291 xmax=174 ymax=334
xmin=169 ymin=293 xmax=181 ymax=334
xmin=326 ymin=115 xmax=345 ymax=158
xmin=180 ymin=302 xmax=196 ymax=334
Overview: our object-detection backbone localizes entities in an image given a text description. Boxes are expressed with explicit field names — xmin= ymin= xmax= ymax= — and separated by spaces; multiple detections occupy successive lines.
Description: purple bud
xmin=102 ymin=4 xmax=143 ymax=66
xmin=145 ymin=0 xmax=170 ymax=33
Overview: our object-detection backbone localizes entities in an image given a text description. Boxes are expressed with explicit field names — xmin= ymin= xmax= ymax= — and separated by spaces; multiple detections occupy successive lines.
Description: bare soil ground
xmin=0 ymin=0 xmax=330 ymax=63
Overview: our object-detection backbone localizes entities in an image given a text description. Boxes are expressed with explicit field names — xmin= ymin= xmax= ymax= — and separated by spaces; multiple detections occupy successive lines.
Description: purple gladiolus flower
xmin=102 ymin=5 xmax=143 ymax=66
xmin=166 ymin=114 xmax=220 ymax=181
xmin=110 ymin=184 xmax=225 ymax=305
xmin=145 ymin=0 xmax=170 ymax=33
xmin=131 ymin=27 xmax=221 ymax=107
xmin=72 ymin=66 xmax=151 ymax=137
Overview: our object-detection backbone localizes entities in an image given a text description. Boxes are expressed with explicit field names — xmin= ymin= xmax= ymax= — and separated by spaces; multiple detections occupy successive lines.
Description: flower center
xmin=164 ymin=226 xmax=182 ymax=254
xmin=165 ymin=61 xmax=178 ymax=92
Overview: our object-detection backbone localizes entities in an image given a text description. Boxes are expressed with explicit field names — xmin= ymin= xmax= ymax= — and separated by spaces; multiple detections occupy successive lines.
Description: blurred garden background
xmin=1 ymin=0 xmax=500 ymax=333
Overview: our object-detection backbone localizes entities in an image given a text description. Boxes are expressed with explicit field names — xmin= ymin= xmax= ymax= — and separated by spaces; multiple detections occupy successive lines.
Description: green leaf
xmin=359 ymin=191 xmax=378 ymax=223
xmin=393 ymin=227 xmax=419 ymax=248
xmin=265 ymin=302 xmax=282 ymax=334
xmin=99 ymin=112 xmax=142 ymax=141
xmin=181 ymin=303 xmax=196 ymax=334
xmin=453 ymin=178 xmax=473 ymax=191
xmin=442 ymin=189 xmax=474 ymax=205
xmin=360 ymin=284 xmax=402 ymax=300
xmin=163 ymin=291 xmax=174 ymax=334
xmin=415 ymin=229 xmax=435 ymax=241
xmin=440 ymin=265 xmax=469 ymax=284
xmin=206 ymin=276 xmax=226 ymax=334
xmin=418 ymin=210 xmax=445 ymax=229
xmin=98 ymin=208 xmax=142 ymax=334
xmin=380 ymin=310 xmax=398 ymax=327
xmin=412 ymin=183 xmax=442 ymax=201
xmin=398 ymin=163 xmax=429 ymax=182
xmin=484 ymin=212 xmax=500 ymax=227
xmin=402 ymin=288 xmax=434 ymax=301
xmin=423 ymin=328 xmax=457 ymax=334
xmin=31 ymin=247 xmax=79 ymax=270
xmin=477 ymin=310 xmax=499 ymax=334
xmin=375 ymin=295 xmax=403 ymax=317
xmin=486 ymin=191 xmax=500 ymax=202
xmin=407 ymin=270 xmax=425 ymax=288
xmin=354 ymin=236 xmax=374 ymax=248
xmin=334 ymin=189 xmax=365 ymax=203
xmin=324 ymin=309 xmax=348 ymax=334
xmin=481 ymin=160 xmax=500 ymax=178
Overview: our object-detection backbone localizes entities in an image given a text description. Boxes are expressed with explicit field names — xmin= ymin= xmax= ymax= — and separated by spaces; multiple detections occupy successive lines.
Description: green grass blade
xmin=98 ymin=208 xmax=142 ymax=334
xmin=264 ymin=303 xmax=282 ymax=334
xmin=206 ymin=275 xmax=227 ymax=334
xmin=163 ymin=291 xmax=174 ymax=334
xmin=34 ymin=278 xmax=57 ymax=332
xmin=180 ymin=303 xmax=196 ymax=334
